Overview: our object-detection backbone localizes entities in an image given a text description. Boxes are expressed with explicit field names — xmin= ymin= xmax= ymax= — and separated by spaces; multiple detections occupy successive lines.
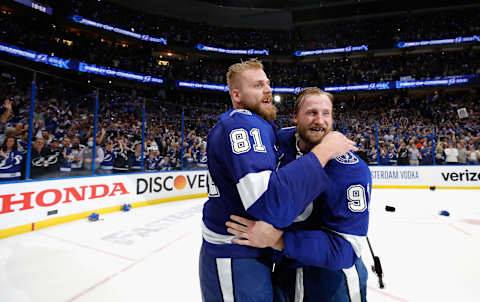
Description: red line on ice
xmin=66 ymin=232 xmax=192 ymax=302
xmin=368 ymin=285 xmax=410 ymax=302
xmin=460 ymin=218 xmax=480 ymax=226
xmin=447 ymin=223 xmax=471 ymax=236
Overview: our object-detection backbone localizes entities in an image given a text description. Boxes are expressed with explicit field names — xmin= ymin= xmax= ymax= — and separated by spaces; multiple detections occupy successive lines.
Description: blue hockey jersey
xmin=130 ymin=153 xmax=146 ymax=171
xmin=145 ymin=155 xmax=159 ymax=171
xmin=201 ymin=109 xmax=330 ymax=258
xmin=0 ymin=150 xmax=23 ymax=181
xmin=100 ymin=149 xmax=115 ymax=170
xmin=276 ymin=127 xmax=371 ymax=269
xmin=273 ymin=127 xmax=371 ymax=302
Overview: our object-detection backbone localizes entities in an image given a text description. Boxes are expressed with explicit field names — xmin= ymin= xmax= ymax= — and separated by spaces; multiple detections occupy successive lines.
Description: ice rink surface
xmin=1 ymin=189 xmax=479 ymax=302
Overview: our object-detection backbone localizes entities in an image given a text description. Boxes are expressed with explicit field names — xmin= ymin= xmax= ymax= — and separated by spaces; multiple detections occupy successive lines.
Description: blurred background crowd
xmin=0 ymin=0 xmax=479 ymax=182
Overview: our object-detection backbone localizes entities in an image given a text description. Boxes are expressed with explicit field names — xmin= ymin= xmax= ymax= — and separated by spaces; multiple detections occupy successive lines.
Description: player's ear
xmin=293 ymin=114 xmax=298 ymax=125
xmin=231 ymin=88 xmax=241 ymax=106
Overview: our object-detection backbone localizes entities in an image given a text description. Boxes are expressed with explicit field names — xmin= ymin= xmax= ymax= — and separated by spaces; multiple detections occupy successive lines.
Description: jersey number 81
xmin=230 ymin=128 xmax=267 ymax=154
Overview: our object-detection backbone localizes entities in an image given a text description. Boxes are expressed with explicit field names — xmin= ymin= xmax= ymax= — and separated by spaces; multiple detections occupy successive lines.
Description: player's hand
xmin=3 ymin=99 xmax=12 ymax=111
xmin=226 ymin=215 xmax=283 ymax=249
xmin=311 ymin=131 xmax=357 ymax=166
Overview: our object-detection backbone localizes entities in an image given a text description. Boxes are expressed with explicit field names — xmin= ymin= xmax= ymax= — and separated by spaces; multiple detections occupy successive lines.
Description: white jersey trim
xmin=343 ymin=263 xmax=362 ymax=302
xmin=294 ymin=267 xmax=304 ymax=302
xmin=293 ymin=202 xmax=313 ymax=222
xmin=216 ymin=258 xmax=235 ymax=302
xmin=237 ymin=170 xmax=272 ymax=210
xmin=201 ymin=221 xmax=235 ymax=245
xmin=229 ymin=109 xmax=252 ymax=116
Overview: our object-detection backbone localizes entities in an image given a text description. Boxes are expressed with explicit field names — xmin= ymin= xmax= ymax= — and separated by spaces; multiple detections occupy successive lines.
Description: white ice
xmin=0 ymin=189 xmax=479 ymax=302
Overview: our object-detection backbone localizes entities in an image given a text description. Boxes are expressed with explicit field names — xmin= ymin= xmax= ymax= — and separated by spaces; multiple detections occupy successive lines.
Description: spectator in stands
xmin=145 ymin=138 xmax=158 ymax=152
xmin=182 ymin=146 xmax=194 ymax=169
xmin=130 ymin=143 xmax=146 ymax=172
xmin=59 ymin=137 xmax=74 ymax=175
xmin=41 ymin=129 xmax=54 ymax=145
xmin=420 ymin=141 xmax=434 ymax=165
xmin=368 ymin=146 xmax=378 ymax=165
xmin=99 ymin=140 xmax=115 ymax=173
xmin=456 ymin=142 xmax=468 ymax=165
xmin=33 ymin=121 xmax=46 ymax=139
xmin=407 ymin=139 xmax=422 ymax=165
xmin=397 ymin=142 xmax=410 ymax=165
xmin=387 ymin=144 xmax=398 ymax=165
xmin=70 ymin=136 xmax=84 ymax=175
xmin=145 ymin=147 xmax=160 ymax=171
xmin=379 ymin=146 xmax=390 ymax=165
xmin=435 ymin=143 xmax=445 ymax=165
xmin=17 ymin=130 xmax=29 ymax=153
xmin=0 ymin=99 xmax=14 ymax=146
xmin=159 ymin=156 xmax=171 ymax=171
xmin=113 ymin=137 xmax=130 ymax=173
xmin=466 ymin=144 xmax=480 ymax=165
xmin=0 ymin=136 xmax=23 ymax=182
xmin=444 ymin=141 xmax=459 ymax=164
xmin=81 ymin=136 xmax=104 ymax=172
xmin=197 ymin=147 xmax=207 ymax=168
xmin=30 ymin=137 xmax=50 ymax=179
xmin=46 ymin=139 xmax=62 ymax=175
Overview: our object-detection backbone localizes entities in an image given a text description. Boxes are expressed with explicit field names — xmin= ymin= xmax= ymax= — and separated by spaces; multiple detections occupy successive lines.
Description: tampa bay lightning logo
xmin=36 ymin=54 xmax=47 ymax=62
xmin=335 ymin=151 xmax=359 ymax=165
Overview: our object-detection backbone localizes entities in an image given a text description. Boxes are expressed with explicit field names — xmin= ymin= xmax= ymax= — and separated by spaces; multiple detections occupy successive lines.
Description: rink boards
xmin=1 ymin=166 xmax=479 ymax=238
xmin=0 ymin=170 xmax=209 ymax=238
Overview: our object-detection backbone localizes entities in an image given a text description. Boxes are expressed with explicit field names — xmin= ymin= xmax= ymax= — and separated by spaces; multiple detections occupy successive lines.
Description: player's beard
xmin=297 ymin=123 xmax=333 ymax=148
xmin=248 ymin=95 xmax=277 ymax=121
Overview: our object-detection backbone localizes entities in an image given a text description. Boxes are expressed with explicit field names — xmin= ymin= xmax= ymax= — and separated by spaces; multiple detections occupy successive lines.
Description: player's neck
xmin=298 ymin=140 xmax=313 ymax=154
xmin=295 ymin=134 xmax=313 ymax=154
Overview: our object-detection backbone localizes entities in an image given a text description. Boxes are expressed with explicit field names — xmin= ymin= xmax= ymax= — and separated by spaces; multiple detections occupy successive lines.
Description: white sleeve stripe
xmin=324 ymin=228 xmax=366 ymax=258
xmin=216 ymin=258 xmax=235 ymax=302
xmin=293 ymin=202 xmax=313 ymax=222
xmin=236 ymin=170 xmax=272 ymax=210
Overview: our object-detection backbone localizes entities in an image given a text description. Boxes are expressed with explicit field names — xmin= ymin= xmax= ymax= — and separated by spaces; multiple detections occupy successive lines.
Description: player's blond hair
xmin=226 ymin=59 xmax=264 ymax=92
xmin=293 ymin=87 xmax=334 ymax=116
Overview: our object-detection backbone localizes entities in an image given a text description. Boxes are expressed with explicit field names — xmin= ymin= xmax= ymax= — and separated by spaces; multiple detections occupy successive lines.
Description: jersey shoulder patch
xmin=335 ymin=151 xmax=359 ymax=165
xmin=221 ymin=109 xmax=269 ymax=133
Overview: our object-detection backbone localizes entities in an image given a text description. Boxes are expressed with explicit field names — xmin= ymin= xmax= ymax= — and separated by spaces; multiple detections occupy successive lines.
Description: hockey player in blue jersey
xmin=226 ymin=87 xmax=371 ymax=302
xmin=199 ymin=60 xmax=358 ymax=302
